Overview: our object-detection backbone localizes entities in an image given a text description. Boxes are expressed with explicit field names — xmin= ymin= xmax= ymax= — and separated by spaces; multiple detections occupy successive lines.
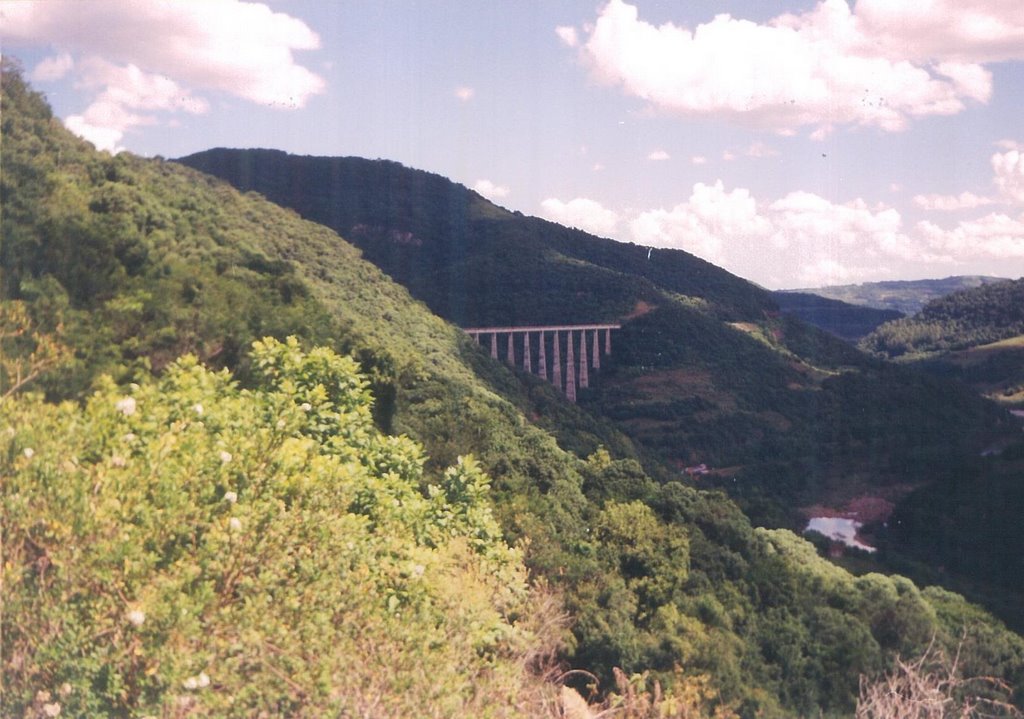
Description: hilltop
xmin=4 ymin=63 xmax=1024 ymax=717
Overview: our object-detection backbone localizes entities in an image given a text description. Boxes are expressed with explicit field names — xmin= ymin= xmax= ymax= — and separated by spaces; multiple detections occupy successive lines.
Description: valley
xmin=3 ymin=62 xmax=1024 ymax=718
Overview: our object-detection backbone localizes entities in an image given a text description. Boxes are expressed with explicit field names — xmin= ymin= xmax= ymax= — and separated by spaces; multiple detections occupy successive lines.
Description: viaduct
xmin=463 ymin=324 xmax=620 ymax=402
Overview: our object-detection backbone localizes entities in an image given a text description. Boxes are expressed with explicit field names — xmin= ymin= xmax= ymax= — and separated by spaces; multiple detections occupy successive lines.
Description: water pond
xmin=805 ymin=517 xmax=876 ymax=553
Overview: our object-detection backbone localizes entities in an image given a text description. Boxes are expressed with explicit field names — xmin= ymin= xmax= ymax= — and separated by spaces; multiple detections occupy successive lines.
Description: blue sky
xmin=3 ymin=0 xmax=1024 ymax=289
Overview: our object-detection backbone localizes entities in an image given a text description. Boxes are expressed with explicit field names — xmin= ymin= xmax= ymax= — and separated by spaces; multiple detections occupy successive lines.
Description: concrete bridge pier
xmin=565 ymin=332 xmax=576 ymax=403
xmin=579 ymin=331 xmax=589 ymax=389
xmin=552 ymin=331 xmax=562 ymax=390
xmin=538 ymin=332 xmax=547 ymax=380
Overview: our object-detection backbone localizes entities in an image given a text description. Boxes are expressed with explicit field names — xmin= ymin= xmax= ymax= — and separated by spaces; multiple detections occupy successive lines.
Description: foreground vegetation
xmin=4 ymin=61 xmax=1024 ymax=717
xmin=3 ymin=338 xmax=536 ymax=717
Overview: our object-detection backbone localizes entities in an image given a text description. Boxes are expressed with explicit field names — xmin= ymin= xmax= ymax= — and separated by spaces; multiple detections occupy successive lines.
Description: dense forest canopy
xmin=4 ymin=61 xmax=1024 ymax=718
xmin=861 ymin=278 xmax=1024 ymax=360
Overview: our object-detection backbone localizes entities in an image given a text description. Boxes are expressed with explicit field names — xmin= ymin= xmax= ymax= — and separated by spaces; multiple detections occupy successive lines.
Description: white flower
xmin=223 ymin=491 xmax=238 ymax=504
xmin=58 ymin=683 xmax=72 ymax=697
xmin=219 ymin=450 xmax=232 ymax=464
xmin=276 ymin=419 xmax=286 ymax=429
xmin=42 ymin=702 xmax=61 ymax=717
xmin=411 ymin=563 xmax=426 ymax=577
xmin=125 ymin=608 xmax=146 ymax=627
xmin=182 ymin=672 xmax=210 ymax=691
xmin=115 ymin=397 xmax=136 ymax=416
xmin=228 ymin=517 xmax=242 ymax=531
xmin=192 ymin=403 xmax=204 ymax=416
xmin=110 ymin=455 xmax=126 ymax=468
xmin=300 ymin=402 xmax=312 ymax=412
xmin=23 ymin=447 xmax=35 ymax=459
xmin=123 ymin=433 xmax=136 ymax=443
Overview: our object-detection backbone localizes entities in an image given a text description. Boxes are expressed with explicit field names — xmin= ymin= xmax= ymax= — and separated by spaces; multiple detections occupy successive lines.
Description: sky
xmin=3 ymin=0 xmax=1024 ymax=290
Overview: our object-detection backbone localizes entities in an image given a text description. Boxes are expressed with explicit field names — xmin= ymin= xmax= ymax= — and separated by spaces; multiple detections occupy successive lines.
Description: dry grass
xmin=856 ymin=638 xmax=1022 ymax=719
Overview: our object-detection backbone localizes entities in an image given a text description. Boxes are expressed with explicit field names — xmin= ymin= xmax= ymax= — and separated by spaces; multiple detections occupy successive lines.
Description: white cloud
xmin=473 ymin=179 xmax=510 ymax=199
xmin=746 ymin=141 xmax=779 ymax=158
xmin=30 ymin=52 xmax=73 ymax=82
xmin=910 ymin=142 xmax=1024 ymax=210
xmin=647 ymin=149 xmax=670 ymax=161
xmin=690 ymin=155 xmax=707 ymax=165
xmin=540 ymin=175 xmax=1024 ymax=287
xmin=625 ymin=182 xmax=952 ymax=286
xmin=555 ymin=25 xmax=579 ymax=48
xmin=631 ymin=181 xmax=770 ymax=265
xmin=454 ymin=86 xmax=475 ymax=102
xmin=2 ymin=0 xmax=324 ymax=148
xmin=855 ymin=0 xmax=1024 ymax=64
xmin=63 ymin=57 xmax=209 ymax=151
xmin=570 ymin=0 xmax=1020 ymax=135
xmin=913 ymin=192 xmax=995 ymax=211
xmin=540 ymin=197 xmax=620 ymax=236
xmin=993 ymin=147 xmax=1024 ymax=203
xmin=919 ymin=213 xmax=1024 ymax=258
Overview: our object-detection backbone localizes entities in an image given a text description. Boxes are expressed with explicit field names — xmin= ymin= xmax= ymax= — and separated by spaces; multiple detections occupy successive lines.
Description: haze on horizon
xmin=3 ymin=0 xmax=1023 ymax=290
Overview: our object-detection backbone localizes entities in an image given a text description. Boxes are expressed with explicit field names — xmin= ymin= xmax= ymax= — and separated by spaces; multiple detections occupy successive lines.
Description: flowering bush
xmin=2 ymin=338 xmax=531 ymax=718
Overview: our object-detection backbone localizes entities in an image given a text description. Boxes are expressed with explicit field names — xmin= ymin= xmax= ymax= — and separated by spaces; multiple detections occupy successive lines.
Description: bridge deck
xmin=463 ymin=323 xmax=621 ymax=334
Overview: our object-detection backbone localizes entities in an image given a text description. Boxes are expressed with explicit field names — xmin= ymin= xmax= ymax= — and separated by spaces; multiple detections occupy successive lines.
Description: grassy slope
xmin=6 ymin=65 xmax=1024 ymax=716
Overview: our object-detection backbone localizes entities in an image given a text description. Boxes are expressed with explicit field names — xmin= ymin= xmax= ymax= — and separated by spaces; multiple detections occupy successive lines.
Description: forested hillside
xmin=860 ymin=278 xmax=1024 ymax=409
xmin=851 ymin=278 xmax=1024 ymax=628
xmin=178 ymin=148 xmax=1019 ymax=529
xmin=4 ymin=63 xmax=1024 ymax=718
xmin=861 ymin=278 xmax=1024 ymax=360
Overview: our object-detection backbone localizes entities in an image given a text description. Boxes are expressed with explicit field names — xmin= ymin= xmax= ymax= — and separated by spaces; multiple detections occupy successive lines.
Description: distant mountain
xmin=773 ymin=291 xmax=904 ymax=341
xmin=793 ymin=276 xmax=1009 ymax=315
